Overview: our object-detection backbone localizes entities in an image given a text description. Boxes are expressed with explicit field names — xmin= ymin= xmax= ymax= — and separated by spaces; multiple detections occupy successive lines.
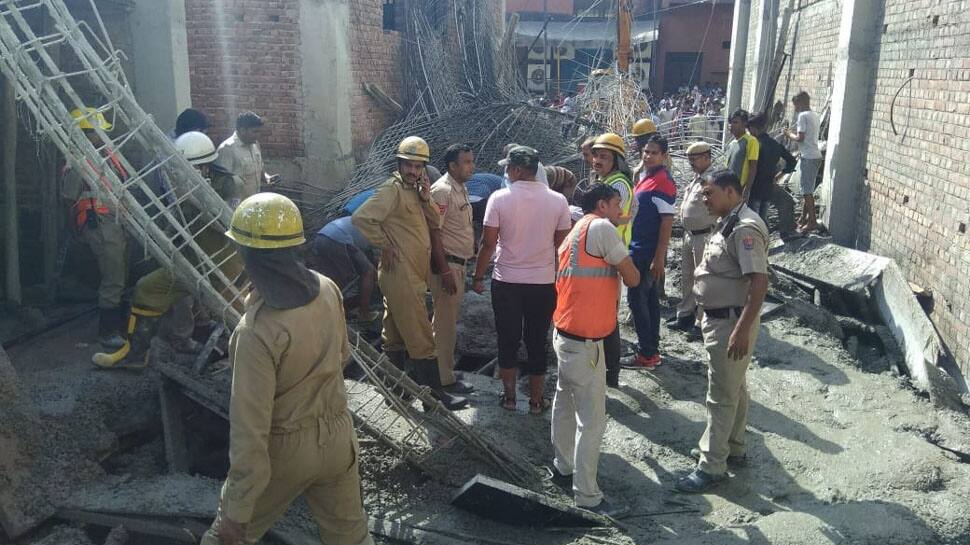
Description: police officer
xmin=429 ymin=144 xmax=476 ymax=394
xmin=202 ymin=193 xmax=374 ymax=545
xmin=667 ymin=141 xmax=718 ymax=333
xmin=352 ymin=137 xmax=468 ymax=410
xmin=675 ymin=170 xmax=769 ymax=493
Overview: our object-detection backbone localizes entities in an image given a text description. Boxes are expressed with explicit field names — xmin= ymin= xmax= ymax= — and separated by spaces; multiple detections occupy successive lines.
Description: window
xmin=383 ymin=0 xmax=399 ymax=31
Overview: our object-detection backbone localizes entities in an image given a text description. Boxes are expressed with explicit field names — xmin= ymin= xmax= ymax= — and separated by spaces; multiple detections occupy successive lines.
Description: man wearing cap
xmin=353 ymin=137 xmax=468 ymax=410
xmin=473 ymin=146 xmax=571 ymax=414
xmin=666 ymin=141 xmax=718 ymax=334
xmin=61 ymin=107 xmax=129 ymax=349
xmin=429 ymin=144 xmax=477 ymax=394
xmin=676 ymin=169 xmax=769 ymax=493
xmin=500 ymin=143 xmax=548 ymax=189
xmin=217 ymin=112 xmax=278 ymax=200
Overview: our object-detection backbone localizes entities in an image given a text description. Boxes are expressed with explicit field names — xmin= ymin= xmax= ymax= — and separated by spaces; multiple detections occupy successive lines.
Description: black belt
xmin=446 ymin=255 xmax=470 ymax=266
xmin=556 ymin=329 xmax=607 ymax=343
xmin=704 ymin=306 xmax=744 ymax=319
xmin=689 ymin=226 xmax=714 ymax=235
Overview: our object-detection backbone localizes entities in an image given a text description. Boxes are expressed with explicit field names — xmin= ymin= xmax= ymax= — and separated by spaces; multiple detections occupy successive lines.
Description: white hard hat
xmin=174 ymin=131 xmax=218 ymax=165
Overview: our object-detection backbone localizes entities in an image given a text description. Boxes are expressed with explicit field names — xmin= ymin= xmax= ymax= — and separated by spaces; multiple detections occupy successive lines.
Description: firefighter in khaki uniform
xmin=667 ymin=141 xmax=718 ymax=333
xmin=202 ymin=193 xmax=373 ymax=545
xmin=62 ymin=107 xmax=129 ymax=349
xmin=352 ymin=137 xmax=468 ymax=410
xmin=429 ymin=144 xmax=477 ymax=394
xmin=676 ymin=170 xmax=769 ymax=493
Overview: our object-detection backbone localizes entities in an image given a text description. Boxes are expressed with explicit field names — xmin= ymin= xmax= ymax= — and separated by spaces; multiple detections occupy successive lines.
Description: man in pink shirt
xmin=473 ymin=146 xmax=572 ymax=414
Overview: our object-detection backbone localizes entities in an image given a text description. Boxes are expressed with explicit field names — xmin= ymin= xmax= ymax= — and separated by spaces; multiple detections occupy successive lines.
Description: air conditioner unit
xmin=554 ymin=44 xmax=575 ymax=59
xmin=629 ymin=62 xmax=650 ymax=88
xmin=528 ymin=44 xmax=547 ymax=60
xmin=527 ymin=63 xmax=550 ymax=92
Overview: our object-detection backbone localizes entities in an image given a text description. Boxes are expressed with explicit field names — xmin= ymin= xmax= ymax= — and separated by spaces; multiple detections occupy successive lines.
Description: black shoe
xmin=668 ymin=315 xmax=696 ymax=332
xmin=411 ymin=358 xmax=469 ymax=411
xmin=606 ymin=368 xmax=620 ymax=388
xmin=549 ymin=468 xmax=572 ymax=490
xmin=442 ymin=379 xmax=475 ymax=394
xmin=586 ymin=498 xmax=630 ymax=518
xmin=675 ymin=468 xmax=726 ymax=493
xmin=689 ymin=448 xmax=747 ymax=468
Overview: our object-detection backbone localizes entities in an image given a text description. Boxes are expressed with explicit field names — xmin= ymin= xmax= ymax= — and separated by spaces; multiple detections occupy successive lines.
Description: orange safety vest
xmin=64 ymin=152 xmax=127 ymax=229
xmin=553 ymin=214 xmax=620 ymax=340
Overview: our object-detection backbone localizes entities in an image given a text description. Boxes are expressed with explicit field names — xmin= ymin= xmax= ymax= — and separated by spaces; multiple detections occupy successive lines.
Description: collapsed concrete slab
xmin=451 ymin=474 xmax=610 ymax=528
xmin=770 ymin=238 xmax=964 ymax=402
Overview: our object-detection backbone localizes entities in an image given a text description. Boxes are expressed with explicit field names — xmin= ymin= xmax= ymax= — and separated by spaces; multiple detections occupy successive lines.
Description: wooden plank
xmin=55 ymin=509 xmax=200 ymax=543
xmin=159 ymin=378 xmax=190 ymax=474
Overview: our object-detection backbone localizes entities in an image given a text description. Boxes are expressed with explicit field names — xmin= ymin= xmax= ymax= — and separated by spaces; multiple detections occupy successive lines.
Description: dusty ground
xmin=5 ymin=235 xmax=970 ymax=544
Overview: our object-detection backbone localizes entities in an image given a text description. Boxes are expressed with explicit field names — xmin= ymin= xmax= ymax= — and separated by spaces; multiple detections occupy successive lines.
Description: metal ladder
xmin=0 ymin=0 xmax=540 ymax=488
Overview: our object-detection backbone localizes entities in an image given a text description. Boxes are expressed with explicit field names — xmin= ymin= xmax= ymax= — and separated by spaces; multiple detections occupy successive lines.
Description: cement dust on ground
xmin=5 ymin=273 xmax=970 ymax=544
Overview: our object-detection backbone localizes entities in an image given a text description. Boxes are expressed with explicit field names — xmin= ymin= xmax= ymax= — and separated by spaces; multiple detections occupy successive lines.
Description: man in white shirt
xmin=784 ymin=92 xmax=823 ymax=233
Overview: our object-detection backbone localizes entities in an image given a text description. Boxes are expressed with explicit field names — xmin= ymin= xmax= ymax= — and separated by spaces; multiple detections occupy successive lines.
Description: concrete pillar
xmin=818 ymin=0 xmax=881 ymax=246
xmin=751 ymin=0 xmax=778 ymax=111
xmin=130 ymin=0 xmax=191 ymax=133
xmin=724 ymin=0 xmax=751 ymax=145
xmin=299 ymin=0 xmax=354 ymax=190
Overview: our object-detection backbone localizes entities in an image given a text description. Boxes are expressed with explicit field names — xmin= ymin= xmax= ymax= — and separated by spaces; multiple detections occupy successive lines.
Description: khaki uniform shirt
xmin=430 ymin=173 xmax=475 ymax=259
xmin=693 ymin=204 xmax=769 ymax=309
xmin=217 ymin=132 xmax=264 ymax=200
xmin=680 ymin=166 xmax=719 ymax=232
xmin=220 ymin=273 xmax=351 ymax=523
xmin=352 ymin=172 xmax=441 ymax=273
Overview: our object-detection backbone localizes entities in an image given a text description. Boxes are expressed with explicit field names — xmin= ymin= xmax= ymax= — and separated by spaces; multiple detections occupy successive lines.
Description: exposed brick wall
xmin=741 ymin=0 xmax=839 ymax=112
xmin=739 ymin=0 xmax=970 ymax=374
xmin=861 ymin=0 xmax=970 ymax=373
xmin=184 ymin=0 xmax=304 ymax=158
xmin=348 ymin=0 xmax=403 ymax=157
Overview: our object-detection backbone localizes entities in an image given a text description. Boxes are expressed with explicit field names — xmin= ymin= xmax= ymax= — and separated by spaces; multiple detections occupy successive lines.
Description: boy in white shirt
xmin=784 ymin=91 xmax=823 ymax=233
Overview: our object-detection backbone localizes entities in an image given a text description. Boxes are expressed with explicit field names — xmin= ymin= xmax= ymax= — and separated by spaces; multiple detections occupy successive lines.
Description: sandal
xmin=529 ymin=398 xmax=551 ymax=415
xmin=499 ymin=392 xmax=516 ymax=411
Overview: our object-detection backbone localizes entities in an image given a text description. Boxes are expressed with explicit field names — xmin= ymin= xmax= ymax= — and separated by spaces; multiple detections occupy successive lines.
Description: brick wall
xmin=741 ymin=0 xmax=840 ymax=112
xmin=861 ymin=0 xmax=970 ymax=372
xmin=348 ymin=0 xmax=403 ymax=157
xmin=184 ymin=0 xmax=304 ymax=158
xmin=738 ymin=0 xmax=970 ymax=374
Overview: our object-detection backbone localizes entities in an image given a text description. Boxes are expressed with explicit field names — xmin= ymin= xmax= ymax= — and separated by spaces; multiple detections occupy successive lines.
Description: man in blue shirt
xmin=626 ymin=136 xmax=676 ymax=370
xmin=310 ymin=216 xmax=378 ymax=320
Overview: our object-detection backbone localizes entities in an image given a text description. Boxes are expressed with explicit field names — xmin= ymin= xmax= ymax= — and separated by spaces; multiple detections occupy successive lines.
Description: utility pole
xmin=617 ymin=0 xmax=633 ymax=73
xmin=2 ymin=75 xmax=21 ymax=305
xmin=543 ymin=0 xmax=549 ymax=97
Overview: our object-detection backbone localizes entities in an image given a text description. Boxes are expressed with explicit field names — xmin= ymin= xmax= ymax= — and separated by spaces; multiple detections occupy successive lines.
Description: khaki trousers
xmin=675 ymin=230 xmax=709 ymax=319
xmin=378 ymin=263 xmax=435 ymax=360
xmin=201 ymin=412 xmax=374 ymax=545
xmin=431 ymin=262 xmax=465 ymax=386
xmin=78 ymin=221 xmax=127 ymax=309
xmin=551 ymin=332 xmax=607 ymax=508
xmin=697 ymin=312 xmax=760 ymax=475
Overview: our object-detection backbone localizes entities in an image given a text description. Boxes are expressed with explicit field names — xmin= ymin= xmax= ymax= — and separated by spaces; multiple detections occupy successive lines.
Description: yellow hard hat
xmin=396 ymin=136 xmax=430 ymax=163
xmin=226 ymin=192 xmax=306 ymax=249
xmin=631 ymin=118 xmax=657 ymax=137
xmin=71 ymin=107 xmax=112 ymax=131
xmin=591 ymin=133 xmax=626 ymax=156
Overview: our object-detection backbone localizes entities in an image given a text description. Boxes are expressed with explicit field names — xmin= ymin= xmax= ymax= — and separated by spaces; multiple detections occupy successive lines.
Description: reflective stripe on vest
xmin=554 ymin=214 xmax=620 ymax=339
xmin=601 ymin=171 xmax=634 ymax=247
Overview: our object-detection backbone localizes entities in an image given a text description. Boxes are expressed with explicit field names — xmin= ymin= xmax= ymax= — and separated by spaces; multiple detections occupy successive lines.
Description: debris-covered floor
xmin=5 ymin=236 xmax=970 ymax=545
